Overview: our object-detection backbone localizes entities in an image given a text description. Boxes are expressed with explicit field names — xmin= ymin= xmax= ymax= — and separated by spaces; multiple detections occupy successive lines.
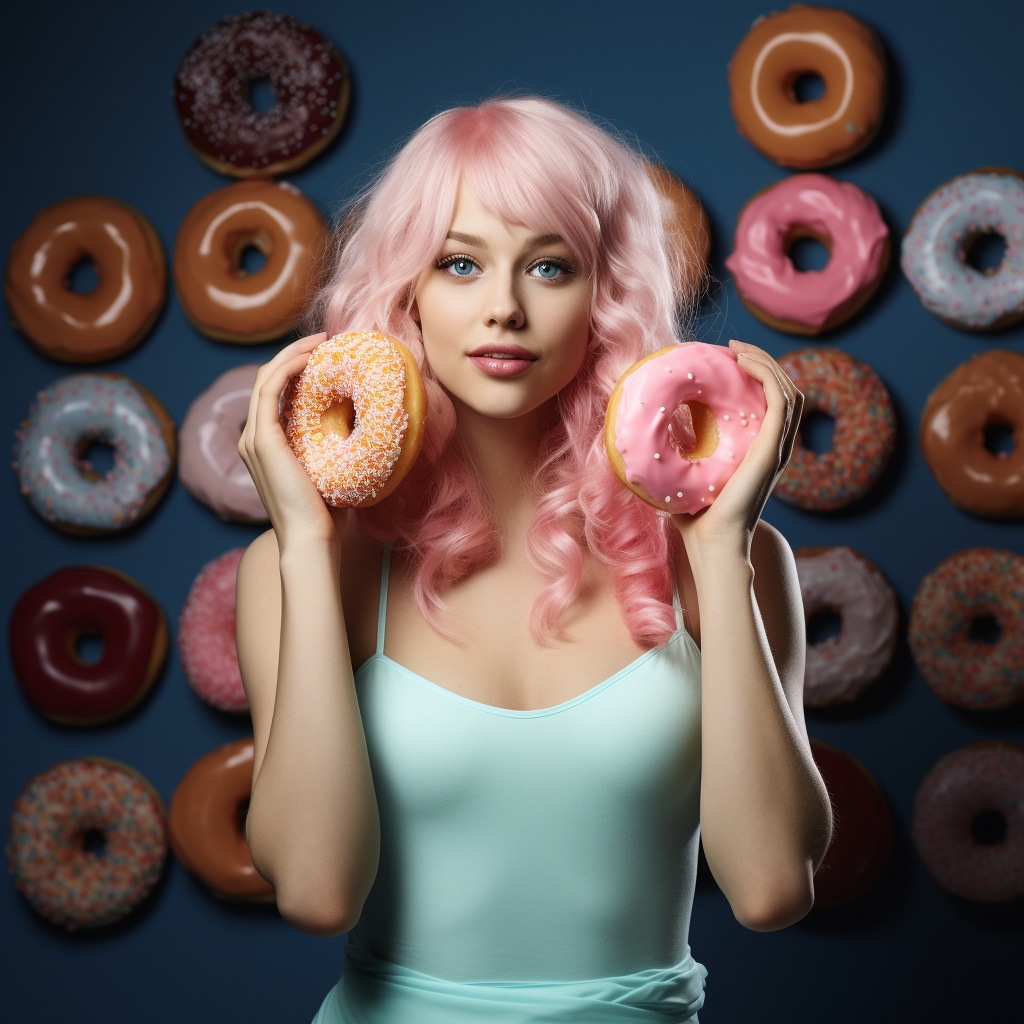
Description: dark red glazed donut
xmin=174 ymin=11 xmax=350 ymax=178
xmin=810 ymin=739 xmax=893 ymax=907
xmin=9 ymin=566 xmax=168 ymax=726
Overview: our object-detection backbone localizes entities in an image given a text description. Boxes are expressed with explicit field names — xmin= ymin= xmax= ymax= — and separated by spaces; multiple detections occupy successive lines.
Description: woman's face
xmin=413 ymin=181 xmax=592 ymax=420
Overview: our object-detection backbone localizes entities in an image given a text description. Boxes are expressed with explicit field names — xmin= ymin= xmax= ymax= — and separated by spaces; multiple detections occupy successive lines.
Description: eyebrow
xmin=444 ymin=231 xmax=567 ymax=249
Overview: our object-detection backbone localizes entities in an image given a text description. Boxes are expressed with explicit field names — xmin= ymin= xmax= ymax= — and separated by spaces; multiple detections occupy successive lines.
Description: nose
xmin=484 ymin=269 xmax=525 ymax=330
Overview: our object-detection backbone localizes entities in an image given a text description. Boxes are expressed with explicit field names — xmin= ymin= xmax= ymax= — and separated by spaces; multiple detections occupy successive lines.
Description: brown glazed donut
xmin=644 ymin=163 xmax=711 ymax=298
xmin=4 ymin=197 xmax=166 ymax=362
xmin=920 ymin=350 xmax=1024 ymax=519
xmin=173 ymin=179 xmax=325 ymax=343
xmin=810 ymin=739 xmax=892 ymax=907
xmin=728 ymin=4 xmax=887 ymax=169
xmin=168 ymin=738 xmax=273 ymax=902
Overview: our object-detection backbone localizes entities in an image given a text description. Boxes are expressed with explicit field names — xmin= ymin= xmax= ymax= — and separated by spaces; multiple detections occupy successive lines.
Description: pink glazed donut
xmin=605 ymin=342 xmax=767 ymax=514
xmin=178 ymin=549 xmax=248 ymax=713
xmin=179 ymin=365 xmax=267 ymax=523
xmin=725 ymin=174 xmax=890 ymax=335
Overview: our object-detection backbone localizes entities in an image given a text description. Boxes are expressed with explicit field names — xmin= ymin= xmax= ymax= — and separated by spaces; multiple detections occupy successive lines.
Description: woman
xmin=236 ymin=96 xmax=832 ymax=1023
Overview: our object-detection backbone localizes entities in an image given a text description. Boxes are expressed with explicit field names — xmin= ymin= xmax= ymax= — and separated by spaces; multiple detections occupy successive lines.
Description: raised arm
xmin=674 ymin=340 xmax=832 ymax=931
xmin=235 ymin=334 xmax=380 ymax=937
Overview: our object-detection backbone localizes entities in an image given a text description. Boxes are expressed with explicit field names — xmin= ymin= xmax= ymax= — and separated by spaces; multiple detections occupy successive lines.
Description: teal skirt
xmin=312 ymin=937 xmax=706 ymax=1023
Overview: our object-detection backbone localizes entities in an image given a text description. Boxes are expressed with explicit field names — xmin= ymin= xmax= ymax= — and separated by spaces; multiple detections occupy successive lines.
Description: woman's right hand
xmin=238 ymin=332 xmax=340 ymax=549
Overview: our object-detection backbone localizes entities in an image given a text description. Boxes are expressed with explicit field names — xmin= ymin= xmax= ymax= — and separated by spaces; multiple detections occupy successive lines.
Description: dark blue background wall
xmin=2 ymin=1 xmax=1021 ymax=1020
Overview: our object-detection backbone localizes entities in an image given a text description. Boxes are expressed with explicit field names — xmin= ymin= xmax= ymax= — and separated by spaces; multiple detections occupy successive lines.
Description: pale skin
xmin=236 ymin=181 xmax=832 ymax=941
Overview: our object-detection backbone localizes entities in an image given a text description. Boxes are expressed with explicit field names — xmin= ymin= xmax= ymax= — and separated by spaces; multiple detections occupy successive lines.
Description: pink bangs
xmin=307 ymin=96 xmax=697 ymax=647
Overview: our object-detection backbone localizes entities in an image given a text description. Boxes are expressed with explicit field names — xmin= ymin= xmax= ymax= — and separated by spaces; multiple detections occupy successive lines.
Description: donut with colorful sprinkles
xmin=14 ymin=374 xmax=176 ymax=535
xmin=174 ymin=10 xmax=350 ymax=178
xmin=908 ymin=548 xmax=1024 ymax=711
xmin=912 ymin=742 xmax=1024 ymax=903
xmin=178 ymin=549 xmax=249 ymax=714
xmin=773 ymin=348 xmax=896 ymax=511
xmin=283 ymin=332 xmax=426 ymax=507
xmin=6 ymin=757 xmax=168 ymax=930
xmin=901 ymin=168 xmax=1024 ymax=331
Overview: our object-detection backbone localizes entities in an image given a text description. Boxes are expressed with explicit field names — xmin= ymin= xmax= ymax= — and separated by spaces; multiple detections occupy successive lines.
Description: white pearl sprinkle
xmin=687 ymin=372 xmax=693 ymax=379
xmin=665 ymin=496 xmax=672 ymax=502
xmin=659 ymin=406 xmax=665 ymax=413
xmin=701 ymin=496 xmax=706 ymax=502
xmin=677 ymin=491 xmax=683 ymax=497
xmin=708 ymin=485 xmax=714 ymax=491
xmin=723 ymin=414 xmax=729 ymax=420
xmin=654 ymin=452 xmax=660 ymax=459
xmin=741 ymin=419 xmax=748 ymax=426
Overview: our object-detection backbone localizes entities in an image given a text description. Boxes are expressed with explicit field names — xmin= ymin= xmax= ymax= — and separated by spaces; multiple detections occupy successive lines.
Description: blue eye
xmin=529 ymin=260 xmax=571 ymax=280
xmin=535 ymin=262 xmax=560 ymax=278
xmin=438 ymin=255 xmax=479 ymax=277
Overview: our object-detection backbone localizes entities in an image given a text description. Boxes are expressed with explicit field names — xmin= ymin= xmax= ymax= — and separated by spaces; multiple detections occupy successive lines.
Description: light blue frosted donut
xmin=901 ymin=171 xmax=1024 ymax=330
xmin=15 ymin=375 xmax=173 ymax=532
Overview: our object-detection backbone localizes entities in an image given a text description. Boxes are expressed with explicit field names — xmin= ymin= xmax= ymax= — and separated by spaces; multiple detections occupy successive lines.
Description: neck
xmin=450 ymin=394 xmax=557 ymax=539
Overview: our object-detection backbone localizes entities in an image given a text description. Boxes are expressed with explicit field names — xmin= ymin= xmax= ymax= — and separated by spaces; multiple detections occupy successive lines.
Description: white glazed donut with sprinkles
xmin=283 ymin=332 xmax=427 ymax=507
xmin=901 ymin=168 xmax=1024 ymax=331
xmin=14 ymin=374 xmax=176 ymax=535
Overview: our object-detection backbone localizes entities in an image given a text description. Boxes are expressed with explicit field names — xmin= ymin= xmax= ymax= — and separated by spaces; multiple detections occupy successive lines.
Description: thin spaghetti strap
xmin=376 ymin=543 xmax=393 ymax=656
xmin=672 ymin=581 xmax=686 ymax=634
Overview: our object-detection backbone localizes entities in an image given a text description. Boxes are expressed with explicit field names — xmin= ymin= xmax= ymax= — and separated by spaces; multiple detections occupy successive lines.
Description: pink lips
xmin=467 ymin=344 xmax=537 ymax=378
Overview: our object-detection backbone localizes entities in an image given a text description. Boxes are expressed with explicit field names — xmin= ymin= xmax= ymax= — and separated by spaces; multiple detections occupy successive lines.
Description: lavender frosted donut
xmin=795 ymin=546 xmax=899 ymax=706
xmin=901 ymin=169 xmax=1024 ymax=331
xmin=14 ymin=374 xmax=176 ymax=534
xmin=912 ymin=742 xmax=1024 ymax=903
xmin=909 ymin=548 xmax=1024 ymax=711
xmin=179 ymin=365 xmax=267 ymax=523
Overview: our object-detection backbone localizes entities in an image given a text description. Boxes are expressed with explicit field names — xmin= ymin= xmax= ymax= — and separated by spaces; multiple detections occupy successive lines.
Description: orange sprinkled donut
xmin=283 ymin=332 xmax=426 ymax=507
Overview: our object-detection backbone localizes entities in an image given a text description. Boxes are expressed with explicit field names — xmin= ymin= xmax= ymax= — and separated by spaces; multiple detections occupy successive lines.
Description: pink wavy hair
xmin=307 ymin=95 xmax=700 ymax=647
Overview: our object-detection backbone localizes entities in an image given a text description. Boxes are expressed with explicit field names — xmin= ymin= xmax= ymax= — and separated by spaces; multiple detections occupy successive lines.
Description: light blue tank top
xmin=313 ymin=545 xmax=707 ymax=1023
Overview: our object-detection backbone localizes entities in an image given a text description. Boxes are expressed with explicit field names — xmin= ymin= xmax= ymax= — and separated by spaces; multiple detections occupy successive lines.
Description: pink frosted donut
xmin=7 ymin=757 xmax=167 ymax=930
xmin=605 ymin=342 xmax=767 ymax=514
xmin=179 ymin=365 xmax=267 ymax=523
xmin=724 ymin=174 xmax=890 ymax=334
xmin=178 ymin=549 xmax=247 ymax=713
xmin=912 ymin=742 xmax=1024 ymax=903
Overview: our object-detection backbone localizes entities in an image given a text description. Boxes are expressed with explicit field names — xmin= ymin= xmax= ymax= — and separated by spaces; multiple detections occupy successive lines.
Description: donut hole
xmin=799 ymin=409 xmax=836 ymax=454
xmin=230 ymin=229 xmax=273 ymax=278
xmin=983 ymin=420 xmax=1015 ymax=457
xmin=971 ymin=808 xmax=1008 ymax=846
xmin=962 ymin=231 xmax=1008 ymax=276
xmin=320 ymin=398 xmax=357 ymax=439
xmin=790 ymin=72 xmax=827 ymax=104
xmin=66 ymin=255 xmax=100 ymax=294
xmin=79 ymin=827 xmax=107 ymax=857
xmin=807 ymin=607 xmax=843 ymax=645
xmin=73 ymin=437 xmax=117 ymax=481
xmin=71 ymin=627 xmax=105 ymax=666
xmin=671 ymin=401 xmax=719 ymax=461
xmin=968 ymin=613 xmax=1002 ymax=646
xmin=247 ymin=75 xmax=279 ymax=114
xmin=786 ymin=229 xmax=832 ymax=273
xmin=238 ymin=797 xmax=251 ymax=838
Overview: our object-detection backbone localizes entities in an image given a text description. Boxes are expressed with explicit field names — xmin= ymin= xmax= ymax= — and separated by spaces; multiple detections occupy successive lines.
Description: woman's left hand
xmin=673 ymin=339 xmax=803 ymax=549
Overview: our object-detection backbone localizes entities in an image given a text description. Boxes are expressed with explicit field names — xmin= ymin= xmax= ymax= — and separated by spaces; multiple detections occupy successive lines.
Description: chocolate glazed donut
xmin=9 ymin=566 xmax=168 ymax=725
